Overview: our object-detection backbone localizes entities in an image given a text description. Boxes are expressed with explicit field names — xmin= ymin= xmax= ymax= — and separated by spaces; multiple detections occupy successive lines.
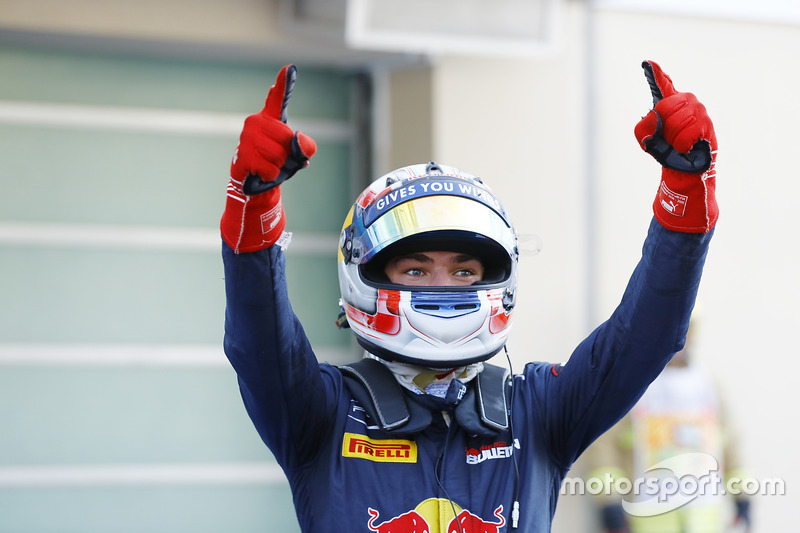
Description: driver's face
xmin=384 ymin=251 xmax=484 ymax=286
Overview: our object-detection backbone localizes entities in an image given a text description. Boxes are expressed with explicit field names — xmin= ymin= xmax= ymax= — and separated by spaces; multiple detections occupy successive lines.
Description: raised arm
xmin=535 ymin=60 xmax=718 ymax=466
xmin=220 ymin=66 xmax=333 ymax=467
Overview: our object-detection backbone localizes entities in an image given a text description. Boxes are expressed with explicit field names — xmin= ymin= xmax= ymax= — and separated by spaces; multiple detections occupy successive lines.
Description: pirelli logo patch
xmin=342 ymin=433 xmax=417 ymax=463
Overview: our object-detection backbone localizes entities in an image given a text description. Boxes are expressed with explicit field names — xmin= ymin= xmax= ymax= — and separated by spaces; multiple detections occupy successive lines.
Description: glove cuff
xmin=653 ymin=167 xmax=717 ymax=233
xmin=220 ymin=187 xmax=285 ymax=253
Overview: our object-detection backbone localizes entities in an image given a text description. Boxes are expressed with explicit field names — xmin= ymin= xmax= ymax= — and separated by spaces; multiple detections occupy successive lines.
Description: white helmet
xmin=337 ymin=162 xmax=518 ymax=368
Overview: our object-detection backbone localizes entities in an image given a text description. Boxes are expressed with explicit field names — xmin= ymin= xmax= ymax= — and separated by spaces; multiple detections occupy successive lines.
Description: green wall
xmin=0 ymin=46 xmax=364 ymax=532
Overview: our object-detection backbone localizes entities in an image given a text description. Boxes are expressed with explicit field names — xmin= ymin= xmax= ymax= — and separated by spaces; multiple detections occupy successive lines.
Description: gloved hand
xmin=634 ymin=60 xmax=717 ymax=233
xmin=221 ymin=64 xmax=317 ymax=253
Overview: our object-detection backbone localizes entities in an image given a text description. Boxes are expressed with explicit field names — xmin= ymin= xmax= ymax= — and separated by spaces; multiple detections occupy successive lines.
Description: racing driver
xmin=219 ymin=60 xmax=718 ymax=532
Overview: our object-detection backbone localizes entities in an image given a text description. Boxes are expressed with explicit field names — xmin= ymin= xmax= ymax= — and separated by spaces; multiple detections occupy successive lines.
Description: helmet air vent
xmin=425 ymin=161 xmax=444 ymax=173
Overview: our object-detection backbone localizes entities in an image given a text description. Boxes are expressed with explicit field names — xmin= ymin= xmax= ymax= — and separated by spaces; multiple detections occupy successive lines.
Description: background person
xmin=584 ymin=323 xmax=752 ymax=533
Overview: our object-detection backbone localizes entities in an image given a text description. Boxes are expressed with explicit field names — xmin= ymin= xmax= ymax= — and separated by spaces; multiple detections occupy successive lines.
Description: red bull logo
xmin=367 ymin=498 xmax=505 ymax=533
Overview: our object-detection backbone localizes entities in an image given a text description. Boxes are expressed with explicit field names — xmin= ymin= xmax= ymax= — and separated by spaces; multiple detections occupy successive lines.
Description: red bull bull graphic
xmin=367 ymin=508 xmax=428 ymax=533
xmin=448 ymin=506 xmax=505 ymax=533
xmin=367 ymin=498 xmax=505 ymax=533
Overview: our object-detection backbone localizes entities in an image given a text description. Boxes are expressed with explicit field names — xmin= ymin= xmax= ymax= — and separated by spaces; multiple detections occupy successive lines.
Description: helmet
xmin=337 ymin=161 xmax=518 ymax=368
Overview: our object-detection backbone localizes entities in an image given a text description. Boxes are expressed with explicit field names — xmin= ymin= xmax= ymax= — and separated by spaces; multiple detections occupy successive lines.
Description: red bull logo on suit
xmin=367 ymin=498 xmax=505 ymax=533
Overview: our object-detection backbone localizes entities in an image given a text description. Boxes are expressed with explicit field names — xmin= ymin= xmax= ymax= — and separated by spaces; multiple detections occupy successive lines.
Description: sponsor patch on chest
xmin=342 ymin=433 xmax=418 ymax=463
xmin=465 ymin=439 xmax=520 ymax=464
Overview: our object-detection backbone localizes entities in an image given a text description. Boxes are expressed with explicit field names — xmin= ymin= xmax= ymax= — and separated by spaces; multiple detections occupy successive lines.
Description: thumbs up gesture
xmin=222 ymin=65 xmax=317 ymax=253
xmin=634 ymin=61 xmax=718 ymax=233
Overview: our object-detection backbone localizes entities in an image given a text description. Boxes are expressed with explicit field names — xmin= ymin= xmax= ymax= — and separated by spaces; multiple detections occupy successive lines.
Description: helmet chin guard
xmin=337 ymin=162 xmax=518 ymax=368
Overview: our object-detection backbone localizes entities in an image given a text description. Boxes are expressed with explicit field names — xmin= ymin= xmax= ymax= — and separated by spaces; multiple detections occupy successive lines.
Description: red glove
xmin=221 ymin=64 xmax=317 ymax=253
xmin=634 ymin=60 xmax=717 ymax=233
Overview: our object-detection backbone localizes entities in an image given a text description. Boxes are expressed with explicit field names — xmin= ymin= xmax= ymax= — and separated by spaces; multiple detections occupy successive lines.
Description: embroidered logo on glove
xmin=657 ymin=182 xmax=688 ymax=218
xmin=260 ymin=201 xmax=283 ymax=234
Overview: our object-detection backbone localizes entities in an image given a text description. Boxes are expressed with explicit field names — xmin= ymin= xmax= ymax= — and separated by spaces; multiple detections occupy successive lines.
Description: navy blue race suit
xmin=222 ymin=218 xmax=712 ymax=532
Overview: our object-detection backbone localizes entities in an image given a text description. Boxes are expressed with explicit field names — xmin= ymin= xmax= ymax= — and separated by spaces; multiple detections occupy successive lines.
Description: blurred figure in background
xmin=585 ymin=322 xmax=752 ymax=533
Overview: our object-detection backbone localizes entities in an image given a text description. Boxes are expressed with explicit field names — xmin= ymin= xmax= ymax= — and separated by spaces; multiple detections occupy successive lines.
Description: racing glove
xmin=220 ymin=64 xmax=317 ymax=253
xmin=634 ymin=60 xmax=718 ymax=233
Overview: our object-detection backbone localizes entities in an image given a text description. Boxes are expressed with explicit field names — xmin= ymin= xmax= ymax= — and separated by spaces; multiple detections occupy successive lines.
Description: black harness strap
xmin=339 ymin=358 xmax=410 ymax=430
xmin=476 ymin=363 xmax=510 ymax=431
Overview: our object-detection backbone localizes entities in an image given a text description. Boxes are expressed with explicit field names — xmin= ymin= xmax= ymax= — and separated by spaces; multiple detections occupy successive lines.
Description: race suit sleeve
xmin=529 ymin=218 xmax=713 ymax=468
xmin=222 ymin=241 xmax=338 ymax=468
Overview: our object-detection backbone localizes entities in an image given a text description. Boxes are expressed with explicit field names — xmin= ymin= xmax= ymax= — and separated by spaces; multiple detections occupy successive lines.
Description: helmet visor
xmin=356 ymin=194 xmax=516 ymax=264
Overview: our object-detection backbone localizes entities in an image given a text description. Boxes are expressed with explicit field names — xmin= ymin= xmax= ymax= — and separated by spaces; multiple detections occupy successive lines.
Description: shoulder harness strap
xmin=339 ymin=358 xmax=409 ymax=430
xmin=476 ymin=363 xmax=511 ymax=431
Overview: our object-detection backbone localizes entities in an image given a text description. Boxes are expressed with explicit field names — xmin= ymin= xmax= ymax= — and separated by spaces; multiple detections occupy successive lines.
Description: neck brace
xmin=339 ymin=357 xmax=510 ymax=437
